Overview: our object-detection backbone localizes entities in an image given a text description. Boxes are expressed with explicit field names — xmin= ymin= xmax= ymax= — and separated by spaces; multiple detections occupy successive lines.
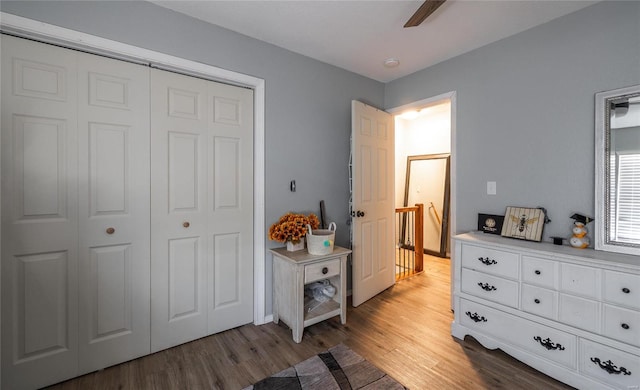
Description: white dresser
xmin=452 ymin=233 xmax=640 ymax=390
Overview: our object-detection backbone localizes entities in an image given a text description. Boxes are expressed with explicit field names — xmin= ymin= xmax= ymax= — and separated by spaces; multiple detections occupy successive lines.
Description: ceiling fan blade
xmin=404 ymin=0 xmax=446 ymax=28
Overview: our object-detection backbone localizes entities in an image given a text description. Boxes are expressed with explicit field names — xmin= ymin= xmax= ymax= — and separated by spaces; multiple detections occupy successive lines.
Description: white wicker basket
xmin=306 ymin=222 xmax=336 ymax=255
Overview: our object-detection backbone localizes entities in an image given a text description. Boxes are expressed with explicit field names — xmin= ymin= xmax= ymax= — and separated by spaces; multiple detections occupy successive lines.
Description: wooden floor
xmin=45 ymin=255 xmax=574 ymax=390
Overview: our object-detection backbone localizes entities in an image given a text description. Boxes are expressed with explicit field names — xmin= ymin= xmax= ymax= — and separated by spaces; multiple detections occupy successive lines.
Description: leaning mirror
xmin=595 ymin=84 xmax=640 ymax=255
xmin=403 ymin=153 xmax=450 ymax=257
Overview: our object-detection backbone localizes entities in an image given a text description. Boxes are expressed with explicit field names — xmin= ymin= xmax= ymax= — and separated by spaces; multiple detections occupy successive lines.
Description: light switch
xmin=487 ymin=181 xmax=497 ymax=195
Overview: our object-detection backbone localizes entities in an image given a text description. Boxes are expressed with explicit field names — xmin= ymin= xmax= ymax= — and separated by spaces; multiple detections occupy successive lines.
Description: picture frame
xmin=501 ymin=206 xmax=546 ymax=242
xmin=477 ymin=213 xmax=504 ymax=235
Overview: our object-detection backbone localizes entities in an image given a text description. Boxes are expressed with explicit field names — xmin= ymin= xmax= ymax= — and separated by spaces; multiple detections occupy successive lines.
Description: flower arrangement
xmin=268 ymin=212 xmax=320 ymax=243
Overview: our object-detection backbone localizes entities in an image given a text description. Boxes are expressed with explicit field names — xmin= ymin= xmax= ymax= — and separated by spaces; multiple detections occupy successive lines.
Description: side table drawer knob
xmin=322 ymin=267 xmax=328 ymax=274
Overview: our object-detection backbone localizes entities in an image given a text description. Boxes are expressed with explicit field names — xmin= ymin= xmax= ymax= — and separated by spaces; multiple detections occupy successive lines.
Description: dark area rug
xmin=244 ymin=343 xmax=408 ymax=390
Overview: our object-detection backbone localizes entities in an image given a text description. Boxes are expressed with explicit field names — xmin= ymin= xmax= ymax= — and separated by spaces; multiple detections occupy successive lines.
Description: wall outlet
xmin=487 ymin=181 xmax=497 ymax=195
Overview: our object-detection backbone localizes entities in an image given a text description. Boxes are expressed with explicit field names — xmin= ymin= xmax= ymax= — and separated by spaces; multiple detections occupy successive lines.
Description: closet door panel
xmin=151 ymin=69 xmax=208 ymax=352
xmin=207 ymin=83 xmax=254 ymax=334
xmin=1 ymin=35 xmax=79 ymax=390
xmin=77 ymin=53 xmax=150 ymax=373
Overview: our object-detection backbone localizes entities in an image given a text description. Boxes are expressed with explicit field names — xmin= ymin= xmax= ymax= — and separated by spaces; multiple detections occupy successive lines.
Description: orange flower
xmin=268 ymin=212 xmax=321 ymax=243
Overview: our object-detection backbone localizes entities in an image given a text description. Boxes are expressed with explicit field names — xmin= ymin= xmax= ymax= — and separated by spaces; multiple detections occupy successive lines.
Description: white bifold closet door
xmin=1 ymin=34 xmax=80 ymax=390
xmin=1 ymin=35 xmax=150 ymax=389
xmin=76 ymin=46 xmax=151 ymax=373
xmin=1 ymin=35 xmax=254 ymax=390
xmin=150 ymin=69 xmax=254 ymax=352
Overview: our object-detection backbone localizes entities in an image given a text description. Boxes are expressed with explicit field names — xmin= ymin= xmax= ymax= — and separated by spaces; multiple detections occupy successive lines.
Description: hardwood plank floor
xmin=45 ymin=255 xmax=574 ymax=390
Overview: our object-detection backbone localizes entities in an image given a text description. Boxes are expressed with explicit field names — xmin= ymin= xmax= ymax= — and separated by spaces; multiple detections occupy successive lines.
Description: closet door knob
xmin=183 ymin=221 xmax=190 ymax=228
xmin=535 ymin=270 xmax=541 ymax=275
xmin=534 ymin=299 xmax=540 ymax=304
xmin=622 ymin=287 xmax=630 ymax=294
xmin=621 ymin=323 xmax=630 ymax=330
xmin=106 ymin=227 xmax=115 ymax=235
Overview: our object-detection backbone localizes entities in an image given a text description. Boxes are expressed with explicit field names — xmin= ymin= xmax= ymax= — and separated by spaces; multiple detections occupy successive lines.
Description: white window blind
xmin=611 ymin=153 xmax=640 ymax=243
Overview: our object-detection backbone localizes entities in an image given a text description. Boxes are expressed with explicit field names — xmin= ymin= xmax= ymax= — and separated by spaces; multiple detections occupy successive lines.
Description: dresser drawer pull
xmin=478 ymin=257 xmax=497 ymax=265
xmin=621 ymin=323 xmax=630 ymax=330
xmin=533 ymin=336 xmax=565 ymax=351
xmin=477 ymin=282 xmax=497 ymax=291
xmin=622 ymin=287 xmax=630 ymax=294
xmin=534 ymin=298 xmax=540 ymax=304
xmin=590 ymin=357 xmax=632 ymax=375
xmin=322 ymin=267 xmax=329 ymax=274
xmin=465 ymin=311 xmax=487 ymax=323
xmin=534 ymin=270 xmax=541 ymax=275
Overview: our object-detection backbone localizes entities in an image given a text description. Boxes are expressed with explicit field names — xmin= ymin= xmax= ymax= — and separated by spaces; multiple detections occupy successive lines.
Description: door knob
xmin=106 ymin=227 xmax=115 ymax=235
xmin=357 ymin=210 xmax=365 ymax=217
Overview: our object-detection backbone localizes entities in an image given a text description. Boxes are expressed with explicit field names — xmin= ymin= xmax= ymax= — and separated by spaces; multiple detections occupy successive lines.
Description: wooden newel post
xmin=415 ymin=203 xmax=424 ymax=272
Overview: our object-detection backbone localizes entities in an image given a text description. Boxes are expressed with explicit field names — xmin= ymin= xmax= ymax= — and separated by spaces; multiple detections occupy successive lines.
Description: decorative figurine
xmin=569 ymin=213 xmax=593 ymax=249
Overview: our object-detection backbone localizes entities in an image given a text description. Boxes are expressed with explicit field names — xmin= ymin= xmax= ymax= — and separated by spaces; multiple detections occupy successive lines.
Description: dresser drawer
xmin=522 ymin=256 xmax=556 ymax=289
xmin=603 ymin=304 xmax=640 ymax=348
xmin=521 ymin=284 xmax=557 ymax=320
xmin=579 ymin=339 xmax=639 ymax=390
xmin=460 ymin=299 xmax=576 ymax=369
xmin=460 ymin=243 xmax=519 ymax=279
xmin=604 ymin=270 xmax=640 ymax=310
xmin=461 ymin=268 xmax=518 ymax=308
xmin=560 ymin=263 xmax=600 ymax=299
xmin=304 ymin=259 xmax=340 ymax=283
xmin=559 ymin=294 xmax=599 ymax=333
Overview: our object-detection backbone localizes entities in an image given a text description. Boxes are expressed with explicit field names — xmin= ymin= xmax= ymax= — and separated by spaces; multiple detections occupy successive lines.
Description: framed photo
xmin=501 ymin=206 xmax=546 ymax=242
xmin=477 ymin=213 xmax=504 ymax=235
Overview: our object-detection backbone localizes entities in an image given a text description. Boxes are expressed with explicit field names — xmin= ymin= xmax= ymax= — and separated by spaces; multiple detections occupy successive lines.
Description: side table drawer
xmin=580 ymin=339 xmax=639 ymax=389
xmin=305 ymin=259 xmax=340 ymax=283
xmin=461 ymin=268 xmax=518 ymax=308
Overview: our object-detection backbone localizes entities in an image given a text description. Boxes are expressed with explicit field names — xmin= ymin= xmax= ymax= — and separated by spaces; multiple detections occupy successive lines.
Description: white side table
xmin=270 ymin=246 xmax=351 ymax=343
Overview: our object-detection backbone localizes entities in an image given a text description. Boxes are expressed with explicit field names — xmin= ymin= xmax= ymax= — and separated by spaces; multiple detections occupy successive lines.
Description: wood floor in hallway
xmin=45 ymin=254 xmax=574 ymax=390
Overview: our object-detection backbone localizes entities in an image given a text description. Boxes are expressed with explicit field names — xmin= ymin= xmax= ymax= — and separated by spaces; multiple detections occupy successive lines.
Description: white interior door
xmin=351 ymin=100 xmax=395 ymax=307
xmin=76 ymin=52 xmax=150 ymax=373
xmin=150 ymin=69 xmax=254 ymax=351
xmin=1 ymin=35 xmax=80 ymax=390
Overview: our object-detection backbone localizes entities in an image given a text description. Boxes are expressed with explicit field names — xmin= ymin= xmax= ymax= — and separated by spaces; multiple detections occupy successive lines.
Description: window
xmin=610 ymin=153 xmax=640 ymax=243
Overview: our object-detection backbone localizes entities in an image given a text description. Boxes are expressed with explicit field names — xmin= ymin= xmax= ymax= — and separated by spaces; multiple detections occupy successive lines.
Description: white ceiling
xmin=151 ymin=0 xmax=598 ymax=83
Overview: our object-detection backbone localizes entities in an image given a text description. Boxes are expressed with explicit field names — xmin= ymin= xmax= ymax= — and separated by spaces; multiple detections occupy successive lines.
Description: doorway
xmin=391 ymin=96 xmax=454 ymax=258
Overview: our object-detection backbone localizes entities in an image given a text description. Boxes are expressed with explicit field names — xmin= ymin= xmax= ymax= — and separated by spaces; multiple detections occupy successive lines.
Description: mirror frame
xmin=403 ymin=153 xmax=451 ymax=257
xmin=595 ymin=84 xmax=640 ymax=255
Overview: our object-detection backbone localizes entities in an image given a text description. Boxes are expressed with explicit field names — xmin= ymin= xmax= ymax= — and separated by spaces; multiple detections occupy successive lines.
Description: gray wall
xmin=0 ymin=1 xmax=385 ymax=315
xmin=386 ymin=1 xmax=640 ymax=242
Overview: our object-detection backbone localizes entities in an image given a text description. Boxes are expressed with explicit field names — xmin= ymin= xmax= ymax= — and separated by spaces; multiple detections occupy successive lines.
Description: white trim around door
xmin=0 ymin=12 xmax=268 ymax=326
